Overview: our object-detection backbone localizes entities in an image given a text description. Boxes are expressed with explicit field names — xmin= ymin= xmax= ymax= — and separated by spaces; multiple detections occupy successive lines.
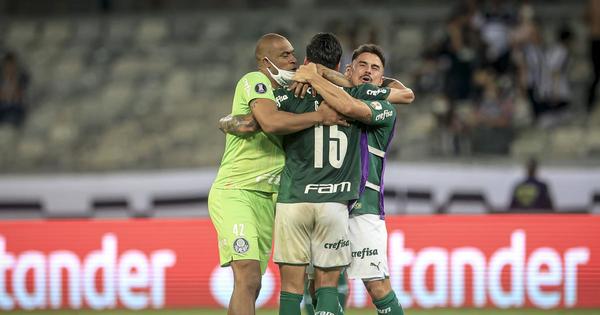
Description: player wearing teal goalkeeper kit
xmin=209 ymin=33 xmax=344 ymax=315
xmin=294 ymin=43 xmax=415 ymax=315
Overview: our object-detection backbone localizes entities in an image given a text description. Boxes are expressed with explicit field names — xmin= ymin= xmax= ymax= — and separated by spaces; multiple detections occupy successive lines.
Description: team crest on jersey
xmin=255 ymin=83 xmax=267 ymax=94
xmin=370 ymin=101 xmax=382 ymax=110
xmin=233 ymin=237 xmax=250 ymax=254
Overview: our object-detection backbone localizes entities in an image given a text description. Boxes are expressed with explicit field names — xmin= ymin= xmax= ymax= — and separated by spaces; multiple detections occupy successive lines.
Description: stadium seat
xmin=392 ymin=27 xmax=423 ymax=57
xmin=52 ymin=57 xmax=84 ymax=90
xmin=107 ymin=17 xmax=137 ymax=45
xmin=589 ymin=105 xmax=600 ymax=126
xmin=586 ymin=128 xmax=600 ymax=157
xmin=202 ymin=18 xmax=232 ymax=41
xmin=72 ymin=18 xmax=101 ymax=46
xmin=5 ymin=20 xmax=38 ymax=50
xmin=111 ymin=55 xmax=145 ymax=81
xmin=549 ymin=127 xmax=586 ymax=158
xmin=510 ymin=129 xmax=547 ymax=159
xmin=39 ymin=19 xmax=71 ymax=46
xmin=136 ymin=17 xmax=168 ymax=46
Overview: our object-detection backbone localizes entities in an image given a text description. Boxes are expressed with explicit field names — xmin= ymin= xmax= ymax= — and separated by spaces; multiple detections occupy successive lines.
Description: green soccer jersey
xmin=275 ymin=83 xmax=391 ymax=203
xmin=350 ymin=100 xmax=397 ymax=218
xmin=212 ymin=71 xmax=284 ymax=193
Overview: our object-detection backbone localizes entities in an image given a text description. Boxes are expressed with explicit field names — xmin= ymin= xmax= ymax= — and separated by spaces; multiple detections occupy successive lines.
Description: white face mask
xmin=264 ymin=57 xmax=295 ymax=87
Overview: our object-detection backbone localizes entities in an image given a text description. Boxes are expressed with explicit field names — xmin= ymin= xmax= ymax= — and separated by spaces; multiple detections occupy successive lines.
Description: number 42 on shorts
xmin=233 ymin=223 xmax=245 ymax=236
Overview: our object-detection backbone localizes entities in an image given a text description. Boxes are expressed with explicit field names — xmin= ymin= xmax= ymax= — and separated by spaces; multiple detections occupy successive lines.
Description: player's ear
xmin=303 ymin=57 xmax=309 ymax=65
xmin=262 ymin=56 xmax=274 ymax=69
xmin=344 ymin=64 xmax=351 ymax=76
xmin=335 ymin=62 xmax=340 ymax=72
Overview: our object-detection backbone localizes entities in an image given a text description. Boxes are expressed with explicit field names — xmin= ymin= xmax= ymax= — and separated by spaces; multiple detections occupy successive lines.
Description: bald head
xmin=255 ymin=33 xmax=291 ymax=62
xmin=254 ymin=33 xmax=297 ymax=86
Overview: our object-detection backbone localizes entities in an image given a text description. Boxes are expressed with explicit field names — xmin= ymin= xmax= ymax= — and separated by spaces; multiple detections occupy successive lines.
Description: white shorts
xmin=347 ymin=214 xmax=389 ymax=280
xmin=273 ymin=202 xmax=351 ymax=268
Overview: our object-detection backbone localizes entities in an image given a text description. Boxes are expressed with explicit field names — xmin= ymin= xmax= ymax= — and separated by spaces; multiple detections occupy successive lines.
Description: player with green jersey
xmin=208 ymin=33 xmax=345 ymax=315
xmin=293 ymin=44 xmax=414 ymax=315
xmin=275 ymin=80 xmax=393 ymax=204
xmin=273 ymin=33 xmax=402 ymax=315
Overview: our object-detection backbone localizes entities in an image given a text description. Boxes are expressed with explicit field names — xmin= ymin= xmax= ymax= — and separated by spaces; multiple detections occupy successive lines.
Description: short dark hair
xmin=351 ymin=44 xmax=386 ymax=67
xmin=306 ymin=32 xmax=342 ymax=70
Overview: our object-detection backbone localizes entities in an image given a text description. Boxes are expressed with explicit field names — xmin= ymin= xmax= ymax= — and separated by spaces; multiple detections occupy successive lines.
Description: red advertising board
xmin=0 ymin=215 xmax=598 ymax=310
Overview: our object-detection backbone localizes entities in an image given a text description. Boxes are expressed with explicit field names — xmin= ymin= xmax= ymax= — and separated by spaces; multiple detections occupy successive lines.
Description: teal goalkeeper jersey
xmin=275 ymin=83 xmax=391 ymax=203
xmin=350 ymin=100 xmax=397 ymax=218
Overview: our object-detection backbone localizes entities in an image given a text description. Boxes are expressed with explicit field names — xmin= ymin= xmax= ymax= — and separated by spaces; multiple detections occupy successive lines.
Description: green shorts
xmin=208 ymin=187 xmax=275 ymax=274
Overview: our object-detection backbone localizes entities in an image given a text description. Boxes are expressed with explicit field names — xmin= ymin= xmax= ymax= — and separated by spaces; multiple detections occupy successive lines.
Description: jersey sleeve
xmin=345 ymin=83 xmax=391 ymax=100
xmin=362 ymin=100 xmax=396 ymax=126
xmin=241 ymin=72 xmax=276 ymax=104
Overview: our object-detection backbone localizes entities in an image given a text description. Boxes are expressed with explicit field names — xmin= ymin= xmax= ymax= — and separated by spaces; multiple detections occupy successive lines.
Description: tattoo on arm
xmin=218 ymin=114 xmax=261 ymax=136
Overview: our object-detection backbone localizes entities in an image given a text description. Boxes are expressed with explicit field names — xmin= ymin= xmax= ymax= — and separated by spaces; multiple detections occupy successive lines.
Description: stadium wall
xmin=0 ymin=215 xmax=598 ymax=311
xmin=0 ymin=163 xmax=599 ymax=218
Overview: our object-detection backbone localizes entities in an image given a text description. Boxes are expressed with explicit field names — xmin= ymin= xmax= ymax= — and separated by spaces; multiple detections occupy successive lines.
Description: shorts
xmin=347 ymin=214 xmax=389 ymax=280
xmin=208 ymin=187 xmax=275 ymax=274
xmin=273 ymin=202 xmax=350 ymax=268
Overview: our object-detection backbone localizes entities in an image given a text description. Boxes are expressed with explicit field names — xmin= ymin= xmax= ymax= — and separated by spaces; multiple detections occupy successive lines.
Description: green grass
xmin=5 ymin=309 xmax=600 ymax=315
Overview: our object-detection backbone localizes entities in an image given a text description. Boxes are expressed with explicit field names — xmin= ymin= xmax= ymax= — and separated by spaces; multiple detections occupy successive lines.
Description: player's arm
xmin=317 ymin=64 xmax=353 ymax=88
xmin=313 ymin=64 xmax=414 ymax=104
xmin=218 ymin=113 xmax=260 ymax=136
xmin=287 ymin=63 xmax=354 ymax=99
xmin=294 ymin=63 xmax=373 ymax=124
xmin=382 ymin=76 xmax=415 ymax=104
xmin=251 ymin=98 xmax=345 ymax=135
xmin=287 ymin=65 xmax=353 ymax=98
xmin=218 ymin=102 xmax=346 ymax=136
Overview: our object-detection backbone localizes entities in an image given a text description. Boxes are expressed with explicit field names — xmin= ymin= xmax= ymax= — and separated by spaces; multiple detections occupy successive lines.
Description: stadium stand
xmin=0 ymin=0 xmax=598 ymax=216
xmin=0 ymin=1 xmax=595 ymax=172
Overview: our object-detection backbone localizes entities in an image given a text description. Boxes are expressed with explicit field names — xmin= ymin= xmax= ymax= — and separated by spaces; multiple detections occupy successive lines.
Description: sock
xmin=315 ymin=287 xmax=340 ymax=315
xmin=373 ymin=291 xmax=404 ymax=315
xmin=303 ymin=282 xmax=315 ymax=315
xmin=279 ymin=291 xmax=303 ymax=315
xmin=337 ymin=273 xmax=348 ymax=311
xmin=304 ymin=300 xmax=315 ymax=315
xmin=337 ymin=300 xmax=345 ymax=315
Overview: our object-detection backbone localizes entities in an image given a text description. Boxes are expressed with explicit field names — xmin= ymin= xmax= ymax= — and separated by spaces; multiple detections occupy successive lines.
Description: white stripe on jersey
xmin=365 ymin=181 xmax=381 ymax=192
xmin=368 ymin=145 xmax=385 ymax=158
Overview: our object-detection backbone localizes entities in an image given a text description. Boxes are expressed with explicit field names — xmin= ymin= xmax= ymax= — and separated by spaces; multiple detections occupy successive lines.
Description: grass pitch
xmin=6 ymin=308 xmax=599 ymax=315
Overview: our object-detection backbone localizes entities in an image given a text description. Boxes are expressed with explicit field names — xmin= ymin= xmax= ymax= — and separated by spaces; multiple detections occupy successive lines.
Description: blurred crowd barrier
xmin=0 ymin=162 xmax=598 ymax=218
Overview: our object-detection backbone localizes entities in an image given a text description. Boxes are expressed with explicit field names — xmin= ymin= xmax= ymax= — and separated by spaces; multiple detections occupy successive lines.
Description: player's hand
xmin=292 ymin=63 xmax=318 ymax=83
xmin=318 ymin=101 xmax=350 ymax=127
xmin=288 ymin=81 xmax=314 ymax=99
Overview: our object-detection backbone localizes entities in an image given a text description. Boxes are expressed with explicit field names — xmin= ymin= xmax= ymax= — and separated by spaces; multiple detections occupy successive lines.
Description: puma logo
xmin=370 ymin=261 xmax=382 ymax=271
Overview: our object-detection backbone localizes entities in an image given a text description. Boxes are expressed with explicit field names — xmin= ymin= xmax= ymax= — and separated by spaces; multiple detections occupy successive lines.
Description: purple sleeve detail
xmin=379 ymin=120 xmax=397 ymax=219
xmin=350 ymin=130 xmax=370 ymax=212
